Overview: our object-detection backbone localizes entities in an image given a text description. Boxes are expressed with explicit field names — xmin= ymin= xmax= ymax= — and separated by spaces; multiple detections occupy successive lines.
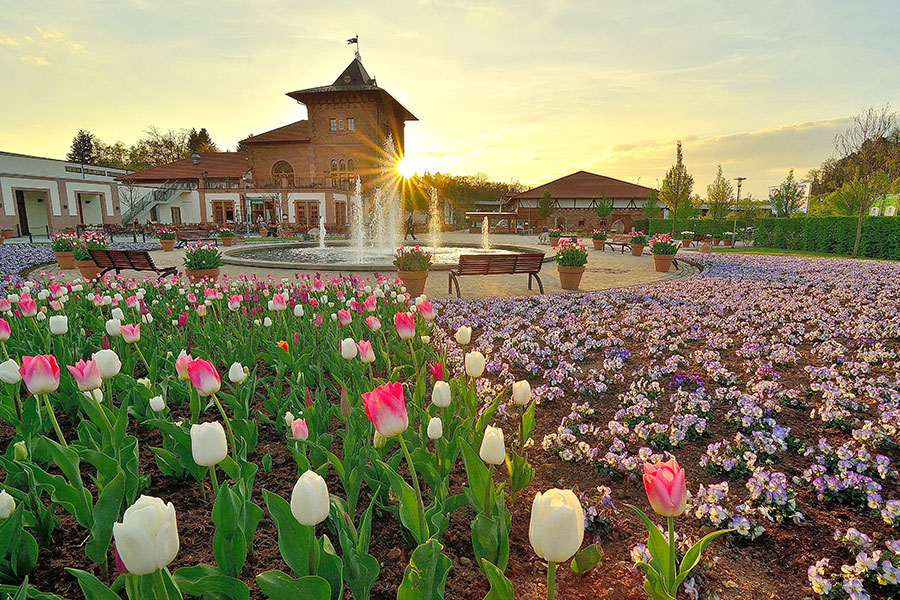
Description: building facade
xmin=120 ymin=56 xmax=416 ymax=230
xmin=0 ymin=151 xmax=129 ymax=237
xmin=511 ymin=170 xmax=658 ymax=233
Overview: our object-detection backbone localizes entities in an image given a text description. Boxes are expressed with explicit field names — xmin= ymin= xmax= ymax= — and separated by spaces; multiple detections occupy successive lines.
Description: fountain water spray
xmin=350 ymin=175 xmax=365 ymax=263
xmin=318 ymin=214 xmax=326 ymax=249
xmin=428 ymin=186 xmax=443 ymax=252
xmin=481 ymin=216 xmax=491 ymax=250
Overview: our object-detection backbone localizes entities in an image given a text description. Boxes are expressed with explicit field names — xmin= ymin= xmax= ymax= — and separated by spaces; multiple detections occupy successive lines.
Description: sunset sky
xmin=1 ymin=0 xmax=898 ymax=199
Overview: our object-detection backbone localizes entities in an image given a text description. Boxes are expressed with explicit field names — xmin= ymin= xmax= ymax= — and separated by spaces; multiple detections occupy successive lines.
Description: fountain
xmin=481 ymin=216 xmax=491 ymax=250
xmin=428 ymin=186 xmax=443 ymax=252
xmin=350 ymin=175 xmax=365 ymax=263
xmin=318 ymin=214 xmax=326 ymax=249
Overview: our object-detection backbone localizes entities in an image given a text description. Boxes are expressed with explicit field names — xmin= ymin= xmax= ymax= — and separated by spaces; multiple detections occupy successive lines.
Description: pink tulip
xmin=204 ymin=287 xmax=218 ymax=301
xmin=196 ymin=304 xmax=207 ymax=317
xmin=0 ymin=298 xmax=11 ymax=312
xmin=361 ymin=381 xmax=408 ymax=437
xmin=228 ymin=294 xmax=241 ymax=311
xmin=175 ymin=352 xmax=193 ymax=381
xmin=643 ymin=459 xmax=687 ymax=517
xmin=18 ymin=298 xmax=37 ymax=318
xmin=366 ymin=316 xmax=381 ymax=331
xmin=313 ymin=279 xmax=325 ymax=292
xmin=272 ymin=294 xmax=287 ymax=311
xmin=337 ymin=309 xmax=352 ymax=327
xmin=394 ymin=312 xmax=415 ymax=340
xmin=92 ymin=294 xmax=104 ymax=307
xmin=187 ymin=358 xmax=221 ymax=397
xmin=418 ymin=301 xmax=435 ymax=321
xmin=19 ymin=355 xmax=60 ymax=395
xmin=177 ymin=313 xmax=188 ymax=327
xmin=0 ymin=318 xmax=10 ymax=342
xmin=363 ymin=295 xmax=377 ymax=312
xmin=290 ymin=418 xmax=309 ymax=440
xmin=120 ymin=323 xmax=140 ymax=344
xmin=66 ymin=359 xmax=102 ymax=392
xmin=125 ymin=295 xmax=138 ymax=309
xmin=358 ymin=340 xmax=375 ymax=364
xmin=48 ymin=283 xmax=63 ymax=299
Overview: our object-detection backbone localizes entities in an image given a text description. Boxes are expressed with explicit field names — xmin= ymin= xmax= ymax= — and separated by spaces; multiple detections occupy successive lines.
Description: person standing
xmin=404 ymin=213 xmax=417 ymax=241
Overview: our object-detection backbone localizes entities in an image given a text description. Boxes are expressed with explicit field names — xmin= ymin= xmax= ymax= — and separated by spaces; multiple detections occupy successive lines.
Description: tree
xmin=834 ymin=105 xmax=900 ymax=257
xmin=658 ymin=141 xmax=694 ymax=233
xmin=537 ymin=191 xmax=554 ymax=219
xmin=93 ymin=139 xmax=130 ymax=169
xmin=706 ymin=164 xmax=734 ymax=220
xmin=769 ymin=169 xmax=806 ymax=217
xmin=594 ymin=194 xmax=613 ymax=219
xmin=642 ymin=190 xmax=661 ymax=219
xmin=67 ymin=129 xmax=96 ymax=164
xmin=188 ymin=128 xmax=219 ymax=154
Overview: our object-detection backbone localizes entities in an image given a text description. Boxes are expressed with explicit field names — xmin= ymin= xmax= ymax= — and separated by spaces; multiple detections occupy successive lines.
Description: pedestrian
xmin=404 ymin=213 xmax=417 ymax=241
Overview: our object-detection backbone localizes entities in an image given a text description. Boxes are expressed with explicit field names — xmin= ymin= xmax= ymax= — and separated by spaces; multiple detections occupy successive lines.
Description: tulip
xmin=120 ymin=323 xmax=140 ymax=343
xmin=0 ymin=490 xmax=16 ymax=519
xmin=432 ymin=380 xmax=451 ymax=408
xmin=429 ymin=361 xmax=443 ymax=382
xmin=187 ymin=358 xmax=221 ymax=397
xmin=337 ymin=309 xmax=352 ymax=326
xmin=465 ymin=351 xmax=486 ymax=378
xmin=111 ymin=307 xmax=124 ymax=321
xmin=0 ymin=359 xmax=21 ymax=384
xmin=92 ymin=349 xmax=122 ymax=379
xmin=197 ymin=304 xmax=208 ymax=317
xmin=455 ymin=325 xmax=472 ymax=345
xmin=366 ymin=316 xmax=381 ymax=331
xmin=290 ymin=418 xmax=309 ymax=440
xmin=642 ymin=459 xmax=687 ymax=518
xmin=373 ymin=431 xmax=387 ymax=448
xmin=0 ymin=318 xmax=9 ymax=342
xmin=112 ymin=495 xmax=179 ymax=575
xmin=272 ymin=293 xmax=287 ymax=311
xmin=175 ymin=351 xmax=192 ymax=380
xmin=340 ymin=382 xmax=351 ymax=419
xmin=340 ymin=337 xmax=358 ymax=360
xmin=0 ymin=299 xmax=10 ymax=313
xmin=150 ymin=395 xmax=166 ymax=412
xmin=105 ymin=318 xmax=121 ymax=336
xmin=512 ymin=380 xmax=532 ymax=406
xmin=276 ymin=340 xmax=289 ymax=353
xmin=13 ymin=440 xmax=27 ymax=461
xmin=228 ymin=361 xmax=247 ymax=384
xmin=18 ymin=298 xmax=37 ymax=318
xmin=66 ymin=359 xmax=102 ymax=391
xmin=529 ymin=489 xmax=585 ymax=571
xmin=361 ymin=381 xmax=408 ymax=437
xmin=427 ymin=417 xmax=443 ymax=440
xmin=19 ymin=355 xmax=60 ymax=395
xmin=479 ymin=425 xmax=505 ymax=465
xmin=394 ymin=312 xmax=415 ymax=340
xmin=358 ymin=340 xmax=375 ymax=364
xmin=84 ymin=388 xmax=103 ymax=404
xmin=263 ymin=316 xmax=272 ymax=327
xmin=417 ymin=300 xmax=436 ymax=321
xmin=190 ymin=422 xmax=228 ymax=467
xmin=49 ymin=315 xmax=68 ymax=335
xmin=228 ymin=294 xmax=241 ymax=310
xmin=290 ymin=470 xmax=330 ymax=526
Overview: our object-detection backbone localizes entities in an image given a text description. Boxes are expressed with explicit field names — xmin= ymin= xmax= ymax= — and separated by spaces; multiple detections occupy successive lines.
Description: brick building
xmin=119 ymin=55 xmax=416 ymax=229
xmin=510 ymin=170 xmax=658 ymax=233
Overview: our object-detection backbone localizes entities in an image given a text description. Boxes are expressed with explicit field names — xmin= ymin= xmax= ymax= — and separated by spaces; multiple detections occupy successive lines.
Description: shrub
xmin=184 ymin=242 xmax=223 ymax=270
xmin=753 ymin=217 xmax=900 ymax=259
xmin=393 ymin=246 xmax=433 ymax=272
xmin=554 ymin=238 xmax=588 ymax=267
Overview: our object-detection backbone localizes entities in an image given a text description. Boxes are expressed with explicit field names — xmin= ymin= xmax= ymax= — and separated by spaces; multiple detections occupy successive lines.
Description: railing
xmin=121 ymin=181 xmax=191 ymax=224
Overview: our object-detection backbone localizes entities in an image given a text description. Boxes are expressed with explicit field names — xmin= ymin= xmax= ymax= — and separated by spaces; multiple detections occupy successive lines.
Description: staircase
xmin=121 ymin=181 xmax=190 ymax=224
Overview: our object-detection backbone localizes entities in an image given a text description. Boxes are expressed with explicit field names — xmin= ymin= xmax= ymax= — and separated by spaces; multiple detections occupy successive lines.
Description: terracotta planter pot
xmin=1 ymin=230 xmax=14 ymax=239
xmin=592 ymin=239 xmax=605 ymax=250
xmin=652 ymin=253 xmax=676 ymax=273
xmin=557 ymin=265 xmax=585 ymax=290
xmin=53 ymin=251 xmax=76 ymax=270
xmin=75 ymin=259 xmax=102 ymax=280
xmin=397 ymin=270 xmax=429 ymax=297
xmin=0 ymin=237 xmax=5 ymax=245
xmin=712 ymin=237 xmax=722 ymax=246
xmin=221 ymin=236 xmax=234 ymax=247
xmin=550 ymin=237 xmax=559 ymax=248
xmin=186 ymin=268 xmax=220 ymax=282
xmin=681 ymin=239 xmax=691 ymax=248
xmin=723 ymin=238 xmax=733 ymax=247
xmin=630 ymin=243 xmax=644 ymax=257
xmin=160 ymin=238 xmax=176 ymax=252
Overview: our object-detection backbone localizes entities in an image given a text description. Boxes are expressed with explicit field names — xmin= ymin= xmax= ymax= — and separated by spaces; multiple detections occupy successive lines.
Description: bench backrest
xmin=457 ymin=253 xmax=545 ymax=275
xmin=90 ymin=249 xmax=158 ymax=272
xmin=176 ymin=230 xmax=207 ymax=240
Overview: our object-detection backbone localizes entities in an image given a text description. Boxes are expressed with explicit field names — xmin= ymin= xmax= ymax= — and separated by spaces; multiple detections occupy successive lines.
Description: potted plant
xmin=157 ymin=228 xmax=177 ymax=252
xmin=649 ymin=233 xmax=678 ymax=272
xmin=183 ymin=242 xmax=223 ymax=282
xmin=680 ymin=231 xmax=694 ymax=248
xmin=629 ymin=231 xmax=648 ymax=256
xmin=548 ymin=229 xmax=562 ymax=248
xmin=722 ymin=231 xmax=735 ymax=247
xmin=51 ymin=233 xmax=80 ymax=269
xmin=1 ymin=228 xmax=14 ymax=239
xmin=73 ymin=230 xmax=107 ymax=280
xmin=217 ymin=226 xmax=236 ymax=247
xmin=393 ymin=245 xmax=432 ymax=297
xmin=555 ymin=237 xmax=588 ymax=290
xmin=712 ymin=233 xmax=722 ymax=246
xmin=590 ymin=229 xmax=607 ymax=250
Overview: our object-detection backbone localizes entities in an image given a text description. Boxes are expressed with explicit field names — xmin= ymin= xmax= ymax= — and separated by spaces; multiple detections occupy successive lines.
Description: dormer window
xmin=330 ymin=118 xmax=337 ymax=131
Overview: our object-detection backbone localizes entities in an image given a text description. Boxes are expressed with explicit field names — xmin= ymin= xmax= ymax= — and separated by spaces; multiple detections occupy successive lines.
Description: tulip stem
xmin=212 ymin=393 xmax=239 ymax=463
xmin=209 ymin=466 xmax=219 ymax=501
xmin=1 ymin=340 xmax=8 ymax=360
xmin=397 ymin=434 xmax=427 ymax=540
xmin=407 ymin=339 xmax=419 ymax=379
xmin=134 ymin=344 xmax=151 ymax=378
xmin=90 ymin=389 xmax=113 ymax=437
xmin=668 ymin=516 xmax=676 ymax=590
xmin=151 ymin=568 xmax=169 ymax=600
xmin=547 ymin=561 xmax=556 ymax=600
xmin=484 ymin=463 xmax=493 ymax=516
xmin=43 ymin=395 xmax=67 ymax=447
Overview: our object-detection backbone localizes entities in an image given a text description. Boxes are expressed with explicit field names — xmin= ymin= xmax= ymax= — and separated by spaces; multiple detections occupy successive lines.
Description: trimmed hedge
xmin=646 ymin=219 xmax=751 ymax=237
xmin=753 ymin=217 xmax=900 ymax=260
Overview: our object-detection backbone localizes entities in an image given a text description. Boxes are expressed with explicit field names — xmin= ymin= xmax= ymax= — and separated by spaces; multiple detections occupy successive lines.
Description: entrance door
xmin=15 ymin=190 xmax=28 ymax=235
xmin=171 ymin=207 xmax=182 ymax=224
xmin=335 ymin=201 xmax=346 ymax=228
xmin=212 ymin=201 xmax=234 ymax=224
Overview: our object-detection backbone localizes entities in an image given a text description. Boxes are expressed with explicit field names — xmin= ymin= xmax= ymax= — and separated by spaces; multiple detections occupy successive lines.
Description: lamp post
xmin=733 ymin=177 xmax=746 ymax=246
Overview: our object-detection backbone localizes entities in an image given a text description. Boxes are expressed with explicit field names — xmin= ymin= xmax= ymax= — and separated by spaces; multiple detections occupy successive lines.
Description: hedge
xmin=646 ymin=219 xmax=752 ymax=237
xmin=753 ymin=217 xmax=900 ymax=260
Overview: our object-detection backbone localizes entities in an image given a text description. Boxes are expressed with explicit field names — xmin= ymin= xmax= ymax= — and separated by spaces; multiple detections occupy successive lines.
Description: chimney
xmin=191 ymin=153 xmax=200 ymax=165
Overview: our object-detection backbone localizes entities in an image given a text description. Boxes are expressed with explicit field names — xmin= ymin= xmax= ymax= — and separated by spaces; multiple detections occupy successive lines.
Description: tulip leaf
xmin=256 ymin=571 xmax=330 ymax=600
xmin=66 ymin=568 xmax=120 ymax=600
xmin=459 ymin=441 xmax=490 ymax=515
xmin=173 ymin=564 xmax=250 ymax=600
xmin=262 ymin=490 xmax=314 ymax=577
xmin=0 ymin=506 xmax=38 ymax=583
xmin=480 ymin=559 xmax=514 ymax=600
xmin=506 ymin=451 xmax=534 ymax=496
xmin=672 ymin=528 xmax=732 ymax=591
xmin=474 ymin=394 xmax=502 ymax=438
xmin=570 ymin=542 xmax=603 ymax=574
xmin=85 ymin=469 xmax=125 ymax=566
xmin=316 ymin=535 xmax=344 ymax=600
xmin=471 ymin=512 xmax=510 ymax=574
xmin=212 ymin=484 xmax=250 ymax=578
xmin=625 ymin=504 xmax=671 ymax=586
xmin=375 ymin=459 xmax=425 ymax=545
xmin=521 ymin=401 xmax=536 ymax=444
xmin=397 ymin=539 xmax=451 ymax=600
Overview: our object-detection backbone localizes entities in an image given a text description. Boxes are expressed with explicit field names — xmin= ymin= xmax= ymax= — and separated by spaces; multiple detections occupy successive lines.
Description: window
xmin=170 ymin=206 xmax=181 ymax=224
xmin=272 ymin=161 xmax=294 ymax=185
xmin=339 ymin=160 xmax=346 ymax=171
xmin=339 ymin=119 xmax=345 ymax=131
xmin=330 ymin=118 xmax=337 ymax=131
xmin=348 ymin=118 xmax=355 ymax=131
xmin=347 ymin=159 xmax=354 ymax=171
xmin=65 ymin=166 xmax=82 ymax=173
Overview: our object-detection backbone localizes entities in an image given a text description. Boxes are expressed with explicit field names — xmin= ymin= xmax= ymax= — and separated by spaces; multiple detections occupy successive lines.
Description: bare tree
xmin=834 ymin=105 xmax=900 ymax=257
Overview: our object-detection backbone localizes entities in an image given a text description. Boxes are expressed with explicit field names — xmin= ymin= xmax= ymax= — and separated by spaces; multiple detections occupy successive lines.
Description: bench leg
xmin=449 ymin=273 xmax=461 ymax=298
xmin=530 ymin=273 xmax=544 ymax=294
xmin=672 ymin=258 xmax=680 ymax=270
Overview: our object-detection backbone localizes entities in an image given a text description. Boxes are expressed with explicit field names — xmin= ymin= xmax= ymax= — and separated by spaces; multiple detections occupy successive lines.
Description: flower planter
xmin=712 ymin=237 xmax=722 ymax=246
xmin=53 ymin=251 xmax=76 ymax=270
xmin=75 ymin=259 xmax=102 ymax=280
xmin=1 ymin=230 xmax=14 ymax=239
xmin=681 ymin=239 xmax=691 ymax=248
xmin=557 ymin=265 xmax=585 ymax=290
xmin=630 ymin=243 xmax=644 ymax=257
xmin=723 ymin=238 xmax=733 ymax=247
xmin=160 ymin=238 xmax=176 ymax=252
xmin=550 ymin=237 xmax=559 ymax=248
xmin=652 ymin=254 xmax=676 ymax=273
xmin=186 ymin=268 xmax=220 ymax=282
xmin=220 ymin=236 xmax=234 ymax=247
xmin=0 ymin=237 xmax=5 ymax=245
xmin=592 ymin=239 xmax=605 ymax=251
xmin=397 ymin=270 xmax=429 ymax=297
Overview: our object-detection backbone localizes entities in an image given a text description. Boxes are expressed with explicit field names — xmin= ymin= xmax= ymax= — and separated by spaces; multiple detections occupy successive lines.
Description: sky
xmin=1 ymin=0 xmax=899 ymax=199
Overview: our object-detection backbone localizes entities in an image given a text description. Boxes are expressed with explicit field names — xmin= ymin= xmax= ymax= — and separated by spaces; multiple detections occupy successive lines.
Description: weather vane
xmin=347 ymin=35 xmax=360 ymax=61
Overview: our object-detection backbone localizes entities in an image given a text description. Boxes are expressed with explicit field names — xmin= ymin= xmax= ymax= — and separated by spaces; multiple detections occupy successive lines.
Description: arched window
xmin=331 ymin=160 xmax=338 ymax=172
xmin=339 ymin=160 xmax=346 ymax=171
xmin=272 ymin=161 xmax=294 ymax=178
xmin=347 ymin=159 xmax=355 ymax=171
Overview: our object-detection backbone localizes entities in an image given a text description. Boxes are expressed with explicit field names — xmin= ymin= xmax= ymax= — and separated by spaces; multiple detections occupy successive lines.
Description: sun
xmin=396 ymin=156 xmax=421 ymax=178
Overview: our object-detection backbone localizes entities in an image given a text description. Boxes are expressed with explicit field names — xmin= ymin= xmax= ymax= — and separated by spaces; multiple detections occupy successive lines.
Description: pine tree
xmin=188 ymin=128 xmax=218 ymax=154
xmin=658 ymin=141 xmax=694 ymax=233
xmin=67 ymin=129 xmax=96 ymax=164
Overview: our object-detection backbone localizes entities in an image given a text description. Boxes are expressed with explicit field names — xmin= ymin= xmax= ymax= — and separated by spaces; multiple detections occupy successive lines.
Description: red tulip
xmin=418 ymin=300 xmax=435 ymax=321
xmin=362 ymin=382 xmax=408 ymax=437
xmin=19 ymin=355 xmax=60 ymax=395
xmin=429 ymin=361 xmax=443 ymax=382
xmin=643 ymin=459 xmax=687 ymax=517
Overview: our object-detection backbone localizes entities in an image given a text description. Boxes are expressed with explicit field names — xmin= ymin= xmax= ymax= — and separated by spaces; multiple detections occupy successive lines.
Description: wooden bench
xmin=448 ymin=253 xmax=546 ymax=298
xmin=175 ymin=229 xmax=218 ymax=247
xmin=89 ymin=249 xmax=178 ymax=278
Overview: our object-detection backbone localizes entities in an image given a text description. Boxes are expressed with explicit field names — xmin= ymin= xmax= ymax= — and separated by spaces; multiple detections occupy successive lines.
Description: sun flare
xmin=396 ymin=156 xmax=422 ymax=178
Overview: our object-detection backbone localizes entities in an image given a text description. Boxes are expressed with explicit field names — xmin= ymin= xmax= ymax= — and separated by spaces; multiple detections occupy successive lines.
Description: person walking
xmin=404 ymin=213 xmax=417 ymax=241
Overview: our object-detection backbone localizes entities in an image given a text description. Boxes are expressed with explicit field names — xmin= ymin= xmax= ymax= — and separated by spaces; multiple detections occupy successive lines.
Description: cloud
xmin=0 ymin=36 xmax=19 ymax=46
xmin=36 ymin=27 xmax=64 ymax=40
xmin=20 ymin=55 xmax=49 ymax=66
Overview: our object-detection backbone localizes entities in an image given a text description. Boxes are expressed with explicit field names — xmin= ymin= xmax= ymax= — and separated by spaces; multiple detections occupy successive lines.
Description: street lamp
xmin=733 ymin=177 xmax=746 ymax=245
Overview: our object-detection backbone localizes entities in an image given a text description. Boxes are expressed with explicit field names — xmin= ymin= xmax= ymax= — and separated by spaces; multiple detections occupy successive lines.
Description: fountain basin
xmin=223 ymin=241 xmax=546 ymax=272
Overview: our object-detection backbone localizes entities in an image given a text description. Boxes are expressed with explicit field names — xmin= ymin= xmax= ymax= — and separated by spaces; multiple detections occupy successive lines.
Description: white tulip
xmin=91 ymin=349 xmax=122 ymax=379
xmin=149 ymin=395 xmax=165 ymax=412
xmin=479 ymin=425 xmax=505 ymax=465
xmin=294 ymin=304 xmax=304 ymax=317
xmin=455 ymin=326 xmax=472 ymax=345
xmin=529 ymin=489 xmax=585 ymax=563
xmin=340 ymin=338 xmax=358 ymax=360
xmin=35 ymin=312 xmax=46 ymax=322
xmin=7 ymin=294 xmax=18 ymax=303
xmin=113 ymin=495 xmax=180 ymax=575
xmin=228 ymin=362 xmax=246 ymax=384
xmin=83 ymin=389 xmax=103 ymax=404
xmin=190 ymin=422 xmax=228 ymax=467
xmin=263 ymin=317 xmax=273 ymax=327
xmin=0 ymin=490 xmax=15 ymax=519
xmin=432 ymin=381 xmax=451 ymax=408
xmin=49 ymin=315 xmax=68 ymax=335
xmin=427 ymin=417 xmax=443 ymax=440
xmin=465 ymin=351 xmax=486 ymax=378
xmin=142 ymin=313 xmax=154 ymax=324
xmin=105 ymin=318 xmax=121 ymax=336
xmin=290 ymin=470 xmax=330 ymax=526
xmin=0 ymin=359 xmax=21 ymax=384
xmin=111 ymin=307 xmax=124 ymax=321
xmin=284 ymin=411 xmax=295 ymax=427
xmin=512 ymin=380 xmax=532 ymax=406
